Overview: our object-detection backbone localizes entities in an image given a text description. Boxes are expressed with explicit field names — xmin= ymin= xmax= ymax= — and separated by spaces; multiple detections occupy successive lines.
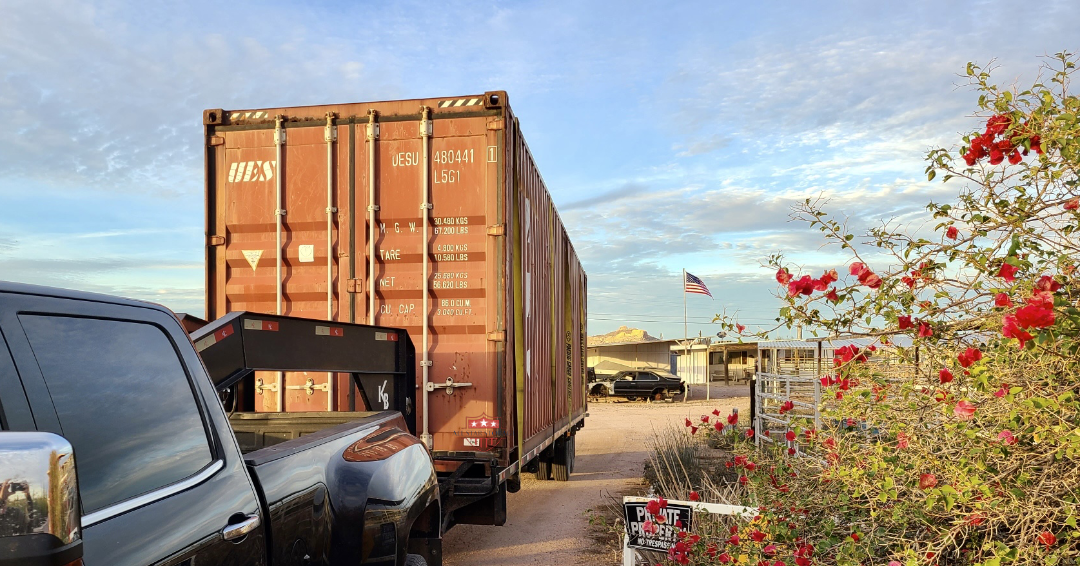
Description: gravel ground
xmin=442 ymin=392 xmax=751 ymax=566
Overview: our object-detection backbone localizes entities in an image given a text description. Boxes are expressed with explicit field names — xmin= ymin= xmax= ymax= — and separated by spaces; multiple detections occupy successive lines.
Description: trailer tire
xmin=405 ymin=554 xmax=428 ymax=566
xmin=553 ymin=436 xmax=574 ymax=481
xmin=536 ymin=455 xmax=552 ymax=480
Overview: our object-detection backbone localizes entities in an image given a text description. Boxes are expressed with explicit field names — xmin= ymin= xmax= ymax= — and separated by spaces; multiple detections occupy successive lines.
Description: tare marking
xmin=228 ymin=161 xmax=275 ymax=183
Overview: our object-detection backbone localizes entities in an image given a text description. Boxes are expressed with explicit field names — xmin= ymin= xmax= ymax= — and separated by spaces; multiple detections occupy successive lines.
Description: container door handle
xmin=222 ymin=514 xmax=260 ymax=541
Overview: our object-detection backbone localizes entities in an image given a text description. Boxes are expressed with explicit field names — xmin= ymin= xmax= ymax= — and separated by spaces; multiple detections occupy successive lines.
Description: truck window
xmin=19 ymin=315 xmax=214 ymax=515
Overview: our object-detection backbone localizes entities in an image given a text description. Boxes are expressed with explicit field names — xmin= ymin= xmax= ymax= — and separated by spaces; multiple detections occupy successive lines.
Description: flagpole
xmin=683 ymin=268 xmax=689 ymax=401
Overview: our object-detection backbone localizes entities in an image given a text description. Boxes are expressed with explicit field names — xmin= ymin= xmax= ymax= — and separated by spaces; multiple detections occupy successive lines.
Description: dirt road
xmin=442 ymin=388 xmax=751 ymax=566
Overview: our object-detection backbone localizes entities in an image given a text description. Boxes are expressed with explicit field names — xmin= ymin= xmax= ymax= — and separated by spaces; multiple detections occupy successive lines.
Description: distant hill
xmin=587 ymin=325 xmax=659 ymax=346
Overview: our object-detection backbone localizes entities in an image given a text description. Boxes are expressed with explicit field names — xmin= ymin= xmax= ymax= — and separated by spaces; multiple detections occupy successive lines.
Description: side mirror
xmin=0 ymin=432 xmax=83 ymax=566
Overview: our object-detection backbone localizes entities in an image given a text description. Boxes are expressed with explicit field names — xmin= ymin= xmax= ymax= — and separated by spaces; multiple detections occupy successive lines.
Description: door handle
xmin=221 ymin=514 xmax=261 ymax=541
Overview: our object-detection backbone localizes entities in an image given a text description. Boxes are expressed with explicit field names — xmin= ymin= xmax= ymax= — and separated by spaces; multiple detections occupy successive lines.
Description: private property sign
xmin=621 ymin=496 xmax=756 ymax=564
xmin=623 ymin=499 xmax=693 ymax=551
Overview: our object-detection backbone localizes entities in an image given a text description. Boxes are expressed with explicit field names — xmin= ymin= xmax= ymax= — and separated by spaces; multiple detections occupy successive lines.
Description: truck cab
xmin=0 ymin=282 xmax=441 ymax=566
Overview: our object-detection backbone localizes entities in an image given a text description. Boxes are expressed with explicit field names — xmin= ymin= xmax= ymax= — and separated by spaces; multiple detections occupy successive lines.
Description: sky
xmin=1 ymin=0 xmax=1078 ymax=339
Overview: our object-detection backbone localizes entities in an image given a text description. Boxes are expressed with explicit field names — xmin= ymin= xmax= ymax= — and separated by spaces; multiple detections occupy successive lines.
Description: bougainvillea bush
xmin=654 ymin=54 xmax=1080 ymax=566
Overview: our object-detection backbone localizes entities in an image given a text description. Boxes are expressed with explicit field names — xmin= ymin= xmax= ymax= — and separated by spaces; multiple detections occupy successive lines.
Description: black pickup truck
xmin=0 ymin=282 xmax=441 ymax=566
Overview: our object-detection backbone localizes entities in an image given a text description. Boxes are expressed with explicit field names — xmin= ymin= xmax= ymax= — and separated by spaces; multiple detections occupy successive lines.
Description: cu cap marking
xmin=194 ymin=323 xmax=235 ymax=352
xmin=243 ymin=319 xmax=279 ymax=331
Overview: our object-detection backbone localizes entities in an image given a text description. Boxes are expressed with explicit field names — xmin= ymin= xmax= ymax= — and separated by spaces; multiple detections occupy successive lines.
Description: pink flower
xmin=946 ymin=226 xmax=959 ymax=239
xmin=994 ymin=293 xmax=1013 ymax=308
xmin=954 ymin=400 xmax=977 ymax=421
xmin=776 ymin=267 xmax=792 ymax=285
xmin=998 ymin=430 xmax=1017 ymax=445
xmin=919 ymin=473 xmax=938 ymax=489
xmin=1065 ymin=197 xmax=1079 ymax=211
xmin=642 ymin=519 xmax=658 ymax=534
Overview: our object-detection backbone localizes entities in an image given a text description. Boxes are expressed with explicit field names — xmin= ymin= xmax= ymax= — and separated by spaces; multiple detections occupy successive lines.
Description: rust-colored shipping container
xmin=203 ymin=92 xmax=586 ymax=525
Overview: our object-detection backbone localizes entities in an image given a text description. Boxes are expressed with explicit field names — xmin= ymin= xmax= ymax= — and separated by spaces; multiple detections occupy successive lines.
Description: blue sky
xmin=1 ymin=0 xmax=1078 ymax=338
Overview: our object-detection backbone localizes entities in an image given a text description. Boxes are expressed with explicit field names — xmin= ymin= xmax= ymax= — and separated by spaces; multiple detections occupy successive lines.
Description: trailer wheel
xmin=553 ymin=436 xmax=574 ymax=481
xmin=536 ymin=452 xmax=552 ymax=480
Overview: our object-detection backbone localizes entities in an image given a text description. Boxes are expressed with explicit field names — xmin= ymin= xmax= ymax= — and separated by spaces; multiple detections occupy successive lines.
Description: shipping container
xmin=203 ymin=92 xmax=586 ymax=526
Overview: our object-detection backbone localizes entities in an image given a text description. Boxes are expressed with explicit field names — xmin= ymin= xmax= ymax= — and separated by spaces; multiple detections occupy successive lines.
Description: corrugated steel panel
xmin=204 ymin=93 xmax=586 ymax=474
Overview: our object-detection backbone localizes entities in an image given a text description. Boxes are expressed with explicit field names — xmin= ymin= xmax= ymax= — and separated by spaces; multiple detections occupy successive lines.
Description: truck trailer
xmin=202 ymin=91 xmax=587 ymax=529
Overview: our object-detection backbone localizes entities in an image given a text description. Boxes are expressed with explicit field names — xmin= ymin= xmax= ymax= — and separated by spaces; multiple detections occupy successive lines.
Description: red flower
xmin=645 ymin=499 xmax=662 ymax=515
xmin=745 ymin=462 xmax=757 ymax=472
xmin=1065 ymin=197 xmax=1079 ymax=211
xmin=918 ymin=322 xmax=933 ymax=338
xmin=718 ymin=553 xmax=732 ymax=563
xmin=997 ymin=263 xmax=1019 ymax=282
xmin=1008 ymin=149 xmax=1022 ymax=165
xmin=785 ymin=430 xmax=796 ymax=442
xmin=849 ymin=533 xmax=860 ymax=542
xmin=1031 ymin=135 xmax=1043 ymax=154
xmin=998 ymin=430 xmax=1017 ymax=445
xmin=1014 ymin=304 xmax=1055 ymax=329
xmin=701 ymin=415 xmax=710 ymax=423
xmin=1038 ymin=531 xmax=1057 ymax=548
xmin=690 ymin=426 xmax=698 ymax=435
xmin=787 ymin=447 xmax=796 ymax=456
xmin=776 ymin=268 xmax=792 ymax=285
xmin=751 ymin=529 xmax=766 ymax=542
xmin=736 ymin=323 xmax=746 ymax=333
xmin=946 ymin=226 xmax=959 ymax=239
xmin=714 ymin=421 xmax=723 ymax=432
xmin=994 ymin=384 xmax=1009 ymax=398
xmin=954 ymin=400 xmax=977 ymax=421
xmin=712 ymin=409 xmax=721 ymax=416
xmin=989 ymin=148 xmax=1004 ymax=165
xmin=825 ymin=288 xmax=839 ymax=302
xmin=901 ymin=275 xmax=916 ymax=289
xmin=779 ymin=400 xmax=795 ymax=414
xmin=689 ymin=490 xmax=700 ymax=502
xmin=939 ymin=368 xmax=954 ymax=384
xmin=745 ymin=428 xmax=754 ymax=439
xmin=788 ymin=275 xmax=815 ymax=297
xmin=994 ymin=293 xmax=1013 ymax=308
xmin=919 ymin=473 xmax=938 ymax=489
xmin=739 ymin=476 xmax=748 ymax=485
xmin=1035 ymin=275 xmax=1062 ymax=293
xmin=958 ymin=347 xmax=983 ymax=368
xmin=1002 ymin=314 xmax=1035 ymax=348
xmin=848 ymin=262 xmax=866 ymax=276
xmin=898 ymin=315 xmax=914 ymax=330
xmin=684 ymin=418 xmax=693 ymax=427
xmin=762 ymin=544 xmax=777 ymax=555
xmin=986 ymin=114 xmax=1011 ymax=135
xmin=734 ymin=455 xmax=747 ymax=467
xmin=727 ymin=412 xmax=739 ymax=425
xmin=897 ymin=432 xmax=910 ymax=449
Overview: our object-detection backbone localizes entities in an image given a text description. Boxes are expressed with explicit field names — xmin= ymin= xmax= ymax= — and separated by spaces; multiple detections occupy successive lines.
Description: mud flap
xmin=451 ymin=483 xmax=507 ymax=526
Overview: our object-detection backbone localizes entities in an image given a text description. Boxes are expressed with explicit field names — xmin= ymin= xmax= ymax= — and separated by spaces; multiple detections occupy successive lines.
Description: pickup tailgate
xmin=241 ymin=411 xmax=438 ymax=565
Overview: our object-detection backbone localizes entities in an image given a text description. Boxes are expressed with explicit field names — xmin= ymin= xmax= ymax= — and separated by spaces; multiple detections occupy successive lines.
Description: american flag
xmin=684 ymin=271 xmax=712 ymax=297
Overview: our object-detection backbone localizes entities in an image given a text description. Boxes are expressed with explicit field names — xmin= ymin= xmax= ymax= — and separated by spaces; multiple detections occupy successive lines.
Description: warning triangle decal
xmin=242 ymin=250 xmax=263 ymax=272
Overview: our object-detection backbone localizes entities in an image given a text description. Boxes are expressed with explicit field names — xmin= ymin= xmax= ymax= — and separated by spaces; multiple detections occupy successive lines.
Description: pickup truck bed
xmin=229 ymin=411 xmax=386 ymax=453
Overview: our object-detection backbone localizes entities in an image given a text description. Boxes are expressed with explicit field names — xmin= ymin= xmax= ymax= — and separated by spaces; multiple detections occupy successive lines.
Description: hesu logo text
xmin=228 ymin=161 xmax=276 ymax=183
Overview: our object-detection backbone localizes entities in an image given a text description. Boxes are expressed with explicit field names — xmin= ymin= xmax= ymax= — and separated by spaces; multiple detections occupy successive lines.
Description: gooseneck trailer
xmin=202 ymin=92 xmax=587 ymax=529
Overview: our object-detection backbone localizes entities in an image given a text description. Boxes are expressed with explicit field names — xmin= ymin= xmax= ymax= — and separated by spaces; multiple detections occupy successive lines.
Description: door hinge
xmin=487 ymin=331 xmax=506 ymax=342
xmin=208 ymin=135 xmax=224 ymax=146
xmin=487 ymin=224 xmax=506 ymax=236
xmin=487 ymin=119 xmax=505 ymax=131
xmin=347 ymin=278 xmax=363 ymax=293
xmin=208 ymin=235 xmax=226 ymax=246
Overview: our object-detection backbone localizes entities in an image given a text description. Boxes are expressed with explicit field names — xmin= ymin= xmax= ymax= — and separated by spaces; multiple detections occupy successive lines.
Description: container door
xmin=359 ymin=113 xmax=504 ymax=455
